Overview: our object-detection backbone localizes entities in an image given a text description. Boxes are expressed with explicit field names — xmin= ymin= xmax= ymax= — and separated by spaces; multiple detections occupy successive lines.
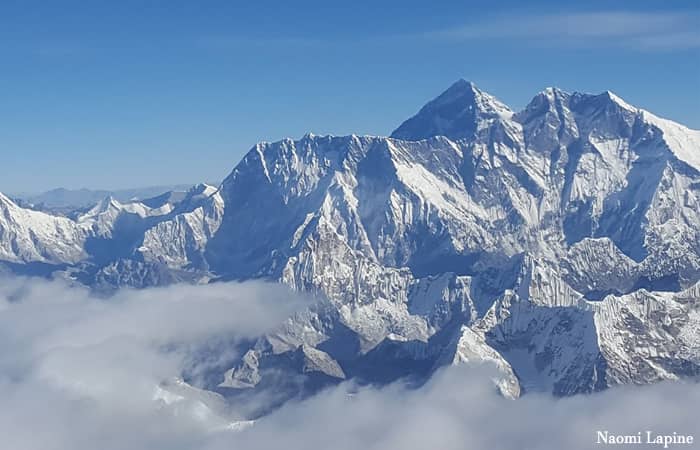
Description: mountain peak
xmin=517 ymin=87 xmax=641 ymax=128
xmin=603 ymin=90 xmax=637 ymax=112
xmin=390 ymin=79 xmax=512 ymax=141
xmin=444 ymin=78 xmax=477 ymax=93
xmin=185 ymin=183 xmax=219 ymax=201
xmin=0 ymin=191 xmax=15 ymax=208
xmin=540 ymin=86 xmax=568 ymax=98
xmin=515 ymin=87 xmax=572 ymax=123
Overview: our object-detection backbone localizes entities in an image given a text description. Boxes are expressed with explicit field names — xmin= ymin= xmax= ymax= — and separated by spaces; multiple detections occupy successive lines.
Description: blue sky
xmin=1 ymin=0 xmax=699 ymax=193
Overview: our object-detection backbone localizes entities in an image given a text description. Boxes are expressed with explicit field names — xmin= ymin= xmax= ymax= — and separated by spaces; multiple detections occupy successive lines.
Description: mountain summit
xmin=391 ymin=79 xmax=513 ymax=141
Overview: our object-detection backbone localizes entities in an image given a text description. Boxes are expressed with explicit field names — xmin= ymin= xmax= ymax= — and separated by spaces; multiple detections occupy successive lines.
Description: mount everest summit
xmin=2 ymin=79 xmax=700 ymax=402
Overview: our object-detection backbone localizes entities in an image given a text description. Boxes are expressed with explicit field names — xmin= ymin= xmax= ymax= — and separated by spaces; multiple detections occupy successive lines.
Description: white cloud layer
xmin=224 ymin=367 xmax=700 ymax=450
xmin=0 ymin=276 xmax=310 ymax=449
xmin=0 ymin=276 xmax=698 ymax=450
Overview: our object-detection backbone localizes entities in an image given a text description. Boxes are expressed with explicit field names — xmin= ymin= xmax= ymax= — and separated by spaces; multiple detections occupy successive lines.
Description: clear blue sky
xmin=1 ymin=0 xmax=699 ymax=193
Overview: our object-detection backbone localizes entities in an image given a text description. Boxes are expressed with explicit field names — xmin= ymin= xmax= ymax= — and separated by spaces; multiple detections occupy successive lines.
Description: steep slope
xmin=0 ymin=192 xmax=88 ymax=264
xmin=514 ymin=88 xmax=700 ymax=284
xmin=391 ymin=79 xmax=513 ymax=141
xmin=139 ymin=184 xmax=224 ymax=269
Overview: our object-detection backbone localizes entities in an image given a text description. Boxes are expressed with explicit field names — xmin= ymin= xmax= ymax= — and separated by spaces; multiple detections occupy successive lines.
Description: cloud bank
xmin=224 ymin=367 xmax=700 ymax=450
xmin=0 ymin=276 xmax=697 ymax=450
xmin=0 ymin=276 xmax=310 ymax=449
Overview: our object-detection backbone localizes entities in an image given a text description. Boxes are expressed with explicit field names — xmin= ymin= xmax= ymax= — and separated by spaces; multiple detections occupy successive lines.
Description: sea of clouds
xmin=0 ymin=276 xmax=697 ymax=450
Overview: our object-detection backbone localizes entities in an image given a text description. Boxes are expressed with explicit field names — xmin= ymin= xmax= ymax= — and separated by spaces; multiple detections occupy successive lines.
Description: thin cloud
xmin=429 ymin=11 xmax=700 ymax=51
xmin=195 ymin=35 xmax=329 ymax=50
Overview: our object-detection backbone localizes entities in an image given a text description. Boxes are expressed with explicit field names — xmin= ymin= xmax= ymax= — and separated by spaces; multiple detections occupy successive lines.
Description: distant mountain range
xmin=1 ymin=79 xmax=699 ymax=406
xmin=11 ymin=184 xmax=201 ymax=213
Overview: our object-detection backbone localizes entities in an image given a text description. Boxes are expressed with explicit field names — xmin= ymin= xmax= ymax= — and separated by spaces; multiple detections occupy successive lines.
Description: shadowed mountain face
xmin=1 ymin=80 xmax=700 ymax=404
xmin=391 ymin=79 xmax=514 ymax=141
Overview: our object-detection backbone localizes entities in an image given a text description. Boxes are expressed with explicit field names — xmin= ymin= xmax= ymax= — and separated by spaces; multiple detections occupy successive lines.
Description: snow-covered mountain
xmin=1 ymin=80 xmax=699 ymax=403
xmin=14 ymin=184 xmax=196 ymax=211
xmin=0 ymin=183 xmax=222 ymax=284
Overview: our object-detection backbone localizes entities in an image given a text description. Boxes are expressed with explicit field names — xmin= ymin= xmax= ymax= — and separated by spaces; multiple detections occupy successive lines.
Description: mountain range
xmin=11 ymin=184 xmax=198 ymax=212
xmin=1 ymin=79 xmax=699 ymax=406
